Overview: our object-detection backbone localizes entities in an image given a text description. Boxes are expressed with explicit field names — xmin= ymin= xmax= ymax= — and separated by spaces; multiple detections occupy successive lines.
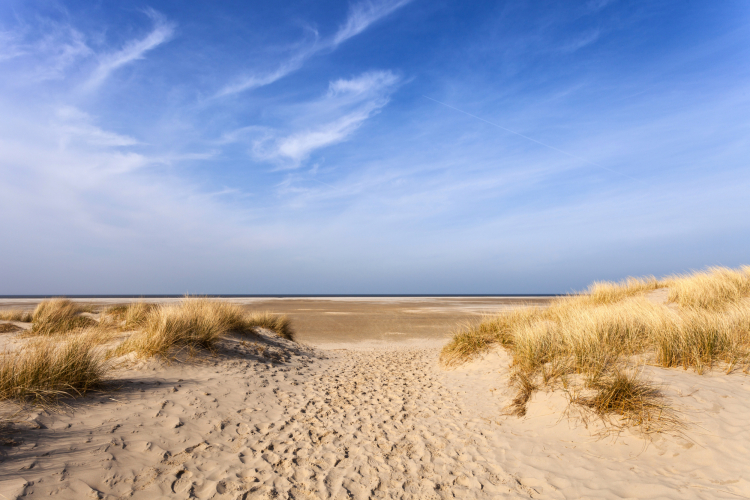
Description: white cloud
xmin=262 ymin=106 xmax=375 ymax=163
xmin=327 ymin=70 xmax=400 ymax=97
xmin=216 ymin=0 xmax=412 ymax=97
xmin=0 ymin=25 xmax=93 ymax=81
xmin=332 ymin=0 xmax=412 ymax=46
xmin=54 ymin=106 xmax=140 ymax=148
xmin=250 ymin=70 xmax=400 ymax=165
xmin=216 ymin=53 xmax=309 ymax=97
xmin=0 ymin=95 xmax=278 ymax=294
xmin=85 ymin=9 xmax=174 ymax=90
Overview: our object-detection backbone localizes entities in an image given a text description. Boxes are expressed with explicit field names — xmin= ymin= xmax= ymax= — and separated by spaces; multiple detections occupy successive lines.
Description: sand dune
xmin=1 ymin=297 xmax=749 ymax=499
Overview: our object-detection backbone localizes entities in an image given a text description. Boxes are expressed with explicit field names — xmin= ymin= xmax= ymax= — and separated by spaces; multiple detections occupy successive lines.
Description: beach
xmin=1 ymin=297 xmax=749 ymax=499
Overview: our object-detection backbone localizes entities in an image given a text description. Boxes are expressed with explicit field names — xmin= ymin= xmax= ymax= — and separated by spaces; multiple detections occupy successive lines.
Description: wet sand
xmin=0 ymin=296 xmax=554 ymax=345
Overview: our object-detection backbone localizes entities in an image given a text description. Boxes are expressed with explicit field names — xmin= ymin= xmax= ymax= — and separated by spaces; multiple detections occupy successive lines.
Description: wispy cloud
xmin=587 ymin=0 xmax=618 ymax=12
xmin=332 ymin=0 xmax=412 ymax=45
xmin=558 ymin=29 xmax=601 ymax=52
xmin=258 ymin=106 xmax=376 ymax=164
xmin=55 ymin=106 xmax=139 ymax=148
xmin=0 ymin=24 xmax=93 ymax=81
xmin=85 ymin=9 xmax=174 ymax=90
xmin=2 ymin=1 xmax=748 ymax=293
xmin=327 ymin=70 xmax=400 ymax=96
xmin=250 ymin=70 xmax=400 ymax=166
xmin=216 ymin=51 xmax=310 ymax=97
xmin=216 ymin=0 xmax=412 ymax=97
xmin=0 ymin=30 xmax=27 ymax=62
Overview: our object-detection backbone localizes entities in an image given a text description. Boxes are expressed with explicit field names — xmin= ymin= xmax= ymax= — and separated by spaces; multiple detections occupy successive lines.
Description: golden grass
xmin=441 ymin=312 xmax=522 ymax=367
xmin=30 ymin=299 xmax=97 ymax=336
xmin=0 ymin=310 xmax=33 ymax=322
xmin=245 ymin=311 xmax=295 ymax=341
xmin=0 ymin=324 xmax=22 ymax=334
xmin=115 ymin=299 xmax=295 ymax=359
xmin=507 ymin=371 xmax=536 ymax=417
xmin=652 ymin=305 xmax=750 ymax=373
xmin=441 ymin=265 xmax=750 ymax=430
xmin=102 ymin=304 xmax=128 ymax=319
xmin=584 ymin=275 xmax=661 ymax=305
xmin=100 ymin=302 xmax=158 ymax=331
xmin=123 ymin=302 xmax=158 ymax=328
xmin=667 ymin=266 xmax=750 ymax=310
xmin=575 ymin=370 xmax=677 ymax=430
xmin=0 ymin=330 xmax=108 ymax=402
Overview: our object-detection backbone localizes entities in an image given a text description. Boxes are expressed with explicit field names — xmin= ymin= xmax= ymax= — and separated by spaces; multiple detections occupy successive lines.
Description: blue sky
xmin=1 ymin=0 xmax=749 ymax=294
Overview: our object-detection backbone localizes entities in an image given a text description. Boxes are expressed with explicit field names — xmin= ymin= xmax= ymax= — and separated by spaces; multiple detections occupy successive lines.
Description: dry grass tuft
xmin=123 ymin=302 xmax=158 ymax=328
xmin=245 ymin=311 xmax=295 ymax=341
xmin=102 ymin=304 xmax=129 ymax=320
xmin=507 ymin=370 xmax=536 ymax=417
xmin=116 ymin=299 xmax=243 ymax=358
xmin=31 ymin=299 xmax=97 ymax=336
xmin=584 ymin=276 xmax=661 ymax=305
xmin=652 ymin=305 xmax=750 ymax=373
xmin=115 ymin=299 xmax=295 ymax=359
xmin=439 ymin=309 xmax=533 ymax=367
xmin=98 ymin=302 xmax=158 ymax=331
xmin=576 ymin=370 xmax=677 ymax=430
xmin=439 ymin=326 xmax=499 ymax=367
xmin=667 ymin=266 xmax=750 ymax=310
xmin=0 ymin=324 xmax=22 ymax=334
xmin=119 ymin=302 xmax=158 ymax=329
xmin=442 ymin=265 xmax=750 ymax=431
xmin=0 ymin=330 xmax=108 ymax=402
xmin=0 ymin=310 xmax=33 ymax=322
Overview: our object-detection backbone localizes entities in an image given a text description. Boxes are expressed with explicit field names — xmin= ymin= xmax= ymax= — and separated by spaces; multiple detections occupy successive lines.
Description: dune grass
xmin=30 ymin=299 xmax=97 ymax=336
xmin=0 ymin=330 xmax=108 ymax=402
xmin=244 ymin=311 xmax=295 ymax=341
xmin=115 ymin=299 xmax=295 ymax=358
xmin=101 ymin=302 xmax=158 ymax=331
xmin=0 ymin=310 xmax=33 ymax=322
xmin=667 ymin=266 xmax=750 ymax=310
xmin=0 ymin=299 xmax=294 ymax=405
xmin=0 ymin=324 xmax=22 ymax=334
xmin=101 ymin=304 xmax=128 ymax=320
xmin=441 ymin=265 xmax=750 ymax=429
xmin=575 ymin=370 xmax=677 ymax=430
xmin=584 ymin=275 xmax=662 ymax=305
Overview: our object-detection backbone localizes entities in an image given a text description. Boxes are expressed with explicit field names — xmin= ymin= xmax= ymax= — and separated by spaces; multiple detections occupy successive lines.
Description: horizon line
xmin=0 ymin=294 xmax=561 ymax=299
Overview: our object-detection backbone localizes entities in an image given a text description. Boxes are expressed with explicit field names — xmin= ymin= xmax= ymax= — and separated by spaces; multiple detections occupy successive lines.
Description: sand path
xmin=2 ymin=294 xmax=750 ymax=499
xmin=0 ymin=337 xmax=532 ymax=499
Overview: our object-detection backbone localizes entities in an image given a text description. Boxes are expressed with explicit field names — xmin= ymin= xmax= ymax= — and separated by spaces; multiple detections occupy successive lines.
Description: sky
xmin=1 ymin=0 xmax=749 ymax=294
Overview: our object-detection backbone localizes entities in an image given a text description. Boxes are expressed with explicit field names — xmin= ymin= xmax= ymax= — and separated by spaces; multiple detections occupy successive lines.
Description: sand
xmin=1 ymin=297 xmax=749 ymax=499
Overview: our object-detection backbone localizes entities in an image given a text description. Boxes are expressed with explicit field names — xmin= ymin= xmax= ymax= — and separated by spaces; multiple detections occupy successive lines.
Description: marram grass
xmin=30 ymin=299 xmax=97 ymax=336
xmin=101 ymin=302 xmax=158 ymax=330
xmin=0 ymin=330 xmax=108 ymax=402
xmin=244 ymin=311 xmax=295 ymax=341
xmin=575 ymin=370 xmax=678 ymax=431
xmin=0 ymin=299 xmax=295 ymax=407
xmin=115 ymin=298 xmax=295 ymax=358
xmin=0 ymin=310 xmax=33 ymax=322
xmin=441 ymin=265 xmax=750 ymax=430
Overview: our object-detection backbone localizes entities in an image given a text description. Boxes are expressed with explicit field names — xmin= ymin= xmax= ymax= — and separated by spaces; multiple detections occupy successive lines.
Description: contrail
xmin=423 ymin=95 xmax=644 ymax=185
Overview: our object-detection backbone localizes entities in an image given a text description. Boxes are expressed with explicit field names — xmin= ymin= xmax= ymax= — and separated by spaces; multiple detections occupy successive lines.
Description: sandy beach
xmin=3 ymin=1 xmax=747 ymax=498
xmin=1 ymin=297 xmax=749 ymax=499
